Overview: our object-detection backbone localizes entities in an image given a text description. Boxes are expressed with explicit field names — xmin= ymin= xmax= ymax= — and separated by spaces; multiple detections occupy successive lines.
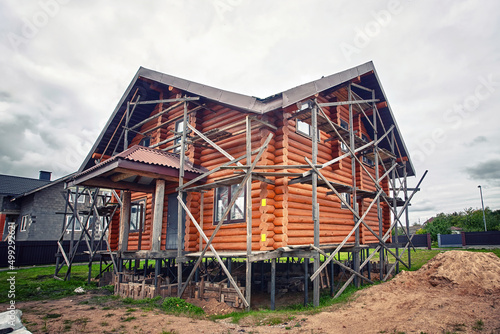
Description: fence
xmin=437 ymin=234 xmax=462 ymax=248
xmin=435 ymin=231 xmax=500 ymax=248
xmin=393 ymin=233 xmax=431 ymax=249
xmin=0 ymin=240 xmax=106 ymax=267
xmin=462 ymin=231 xmax=500 ymax=246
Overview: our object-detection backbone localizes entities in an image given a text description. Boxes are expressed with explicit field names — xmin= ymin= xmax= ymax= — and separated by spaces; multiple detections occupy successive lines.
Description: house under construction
xmin=55 ymin=61 xmax=425 ymax=310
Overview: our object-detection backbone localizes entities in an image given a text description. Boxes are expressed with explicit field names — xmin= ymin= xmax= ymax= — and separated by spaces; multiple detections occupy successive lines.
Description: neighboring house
xmin=0 ymin=172 xmax=52 ymax=240
xmin=0 ymin=171 xmax=100 ymax=242
xmin=69 ymin=61 xmax=415 ymax=255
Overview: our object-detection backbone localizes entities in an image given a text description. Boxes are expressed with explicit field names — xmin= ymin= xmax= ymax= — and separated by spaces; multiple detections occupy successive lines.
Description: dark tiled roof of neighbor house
xmin=0 ymin=174 xmax=52 ymax=196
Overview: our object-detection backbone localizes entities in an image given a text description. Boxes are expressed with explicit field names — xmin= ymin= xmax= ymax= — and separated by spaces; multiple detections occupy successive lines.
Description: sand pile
xmin=393 ymin=250 xmax=500 ymax=295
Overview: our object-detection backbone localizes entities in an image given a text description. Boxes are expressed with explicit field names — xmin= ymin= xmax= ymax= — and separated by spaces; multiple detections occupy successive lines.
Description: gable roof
xmin=80 ymin=61 xmax=415 ymax=176
xmin=0 ymin=174 xmax=51 ymax=197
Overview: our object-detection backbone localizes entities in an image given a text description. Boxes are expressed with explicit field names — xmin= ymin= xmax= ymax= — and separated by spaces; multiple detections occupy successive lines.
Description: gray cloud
xmin=0 ymin=0 xmax=499 ymax=225
xmin=465 ymin=136 xmax=488 ymax=147
xmin=465 ymin=159 xmax=500 ymax=182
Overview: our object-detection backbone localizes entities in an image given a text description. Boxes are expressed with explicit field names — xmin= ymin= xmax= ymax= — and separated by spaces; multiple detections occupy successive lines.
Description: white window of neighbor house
xmin=66 ymin=216 xmax=82 ymax=232
xmin=20 ymin=215 xmax=29 ymax=232
xmin=69 ymin=191 xmax=85 ymax=204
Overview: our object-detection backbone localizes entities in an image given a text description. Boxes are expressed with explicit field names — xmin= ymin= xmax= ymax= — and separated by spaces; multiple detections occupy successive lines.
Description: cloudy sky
xmin=0 ymin=0 xmax=499 ymax=224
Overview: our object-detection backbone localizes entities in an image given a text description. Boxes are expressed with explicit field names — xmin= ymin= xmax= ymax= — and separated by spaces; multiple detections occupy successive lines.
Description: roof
xmin=14 ymin=173 xmax=75 ymax=200
xmin=69 ymin=145 xmax=207 ymax=192
xmin=79 ymin=145 xmax=206 ymax=178
xmin=80 ymin=61 xmax=415 ymax=176
xmin=0 ymin=174 xmax=51 ymax=196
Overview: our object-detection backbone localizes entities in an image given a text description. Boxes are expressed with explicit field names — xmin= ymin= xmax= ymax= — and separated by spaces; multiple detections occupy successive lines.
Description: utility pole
xmin=478 ymin=185 xmax=487 ymax=231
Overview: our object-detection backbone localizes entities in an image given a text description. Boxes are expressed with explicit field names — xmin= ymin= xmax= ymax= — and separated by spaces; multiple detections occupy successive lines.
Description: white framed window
xmin=20 ymin=215 xmax=29 ymax=232
xmin=296 ymin=119 xmax=311 ymax=136
xmin=66 ymin=216 xmax=82 ymax=232
xmin=69 ymin=192 xmax=85 ymax=204
xmin=130 ymin=199 xmax=146 ymax=232
xmin=174 ymin=119 xmax=187 ymax=153
xmin=339 ymin=119 xmax=349 ymax=152
xmin=214 ymin=184 xmax=246 ymax=225
xmin=340 ymin=193 xmax=351 ymax=209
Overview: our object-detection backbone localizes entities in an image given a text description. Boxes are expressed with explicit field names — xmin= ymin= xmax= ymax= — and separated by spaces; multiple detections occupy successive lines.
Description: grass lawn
xmin=0 ymin=264 xmax=106 ymax=304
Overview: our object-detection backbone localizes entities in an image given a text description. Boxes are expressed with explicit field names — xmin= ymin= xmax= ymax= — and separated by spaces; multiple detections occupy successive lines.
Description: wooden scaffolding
xmin=61 ymin=81 xmax=425 ymax=311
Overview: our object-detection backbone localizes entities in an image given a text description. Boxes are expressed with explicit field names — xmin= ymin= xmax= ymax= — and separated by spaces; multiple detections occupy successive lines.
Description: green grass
xmin=0 ymin=264 xmax=109 ymax=303
xmin=161 ymin=297 xmax=204 ymax=316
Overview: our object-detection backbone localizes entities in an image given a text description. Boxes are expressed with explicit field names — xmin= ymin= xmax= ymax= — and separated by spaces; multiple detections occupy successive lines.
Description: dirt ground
xmin=11 ymin=251 xmax=500 ymax=333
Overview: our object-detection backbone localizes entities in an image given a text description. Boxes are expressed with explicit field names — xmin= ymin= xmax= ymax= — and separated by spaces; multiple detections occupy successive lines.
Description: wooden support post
xmin=177 ymin=102 xmax=188 ymax=297
xmin=199 ymin=192 xmax=204 ymax=252
xmin=270 ymin=258 xmax=276 ymax=311
xmin=118 ymin=191 xmax=131 ymax=252
xmin=245 ymin=115 xmax=253 ymax=311
xmin=155 ymin=259 xmax=160 ymax=288
xmin=304 ymin=258 xmax=309 ymax=306
xmin=330 ymin=257 xmax=335 ymax=296
xmin=404 ymin=162 xmax=411 ymax=268
xmin=348 ymin=83 xmax=360 ymax=288
xmin=151 ymin=180 xmax=165 ymax=251
xmin=391 ymin=132 xmax=399 ymax=277
xmin=311 ymin=103 xmax=320 ymax=307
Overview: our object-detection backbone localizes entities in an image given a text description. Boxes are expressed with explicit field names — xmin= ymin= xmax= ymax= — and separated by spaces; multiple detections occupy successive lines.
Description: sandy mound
xmin=300 ymin=251 xmax=500 ymax=334
xmin=391 ymin=250 xmax=500 ymax=295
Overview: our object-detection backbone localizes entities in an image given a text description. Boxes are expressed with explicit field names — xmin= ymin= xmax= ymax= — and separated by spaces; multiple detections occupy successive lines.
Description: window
xmin=20 ymin=215 xmax=29 ymax=232
xmin=174 ymin=119 xmax=187 ymax=153
xmin=66 ymin=216 xmax=82 ymax=232
xmin=339 ymin=119 xmax=349 ymax=152
xmin=130 ymin=199 xmax=146 ymax=232
xmin=69 ymin=191 xmax=85 ymax=204
xmin=340 ymin=193 xmax=351 ymax=209
xmin=340 ymin=119 xmax=349 ymax=130
xmin=360 ymin=134 xmax=374 ymax=166
xmin=296 ymin=119 xmax=311 ymax=136
xmin=214 ymin=184 xmax=246 ymax=225
xmin=363 ymin=156 xmax=374 ymax=166
xmin=140 ymin=136 xmax=151 ymax=147
xmin=88 ymin=215 xmax=104 ymax=234
xmin=296 ymin=119 xmax=320 ymax=141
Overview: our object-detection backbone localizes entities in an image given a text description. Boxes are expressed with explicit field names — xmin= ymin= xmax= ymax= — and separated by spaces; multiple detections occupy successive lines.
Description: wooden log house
xmin=67 ymin=61 xmax=418 ymax=308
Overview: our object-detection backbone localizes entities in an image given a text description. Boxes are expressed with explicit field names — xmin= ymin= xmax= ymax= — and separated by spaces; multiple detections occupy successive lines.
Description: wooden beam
xmin=110 ymin=173 xmax=136 ymax=182
xmin=318 ymin=99 xmax=379 ymax=107
xmin=118 ymin=191 xmax=131 ymax=252
xmin=76 ymin=177 xmax=155 ymax=193
xmin=376 ymin=101 xmax=388 ymax=110
xmin=129 ymin=97 xmax=199 ymax=105
xmin=151 ymin=179 xmax=165 ymax=252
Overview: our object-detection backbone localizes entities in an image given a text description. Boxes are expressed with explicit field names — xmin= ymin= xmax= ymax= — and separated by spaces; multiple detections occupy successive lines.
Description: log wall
xmin=109 ymin=84 xmax=394 ymax=253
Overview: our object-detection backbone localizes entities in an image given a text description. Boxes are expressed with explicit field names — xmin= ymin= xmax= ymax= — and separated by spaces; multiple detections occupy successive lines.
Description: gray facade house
xmin=0 ymin=172 xmax=52 ymax=240
xmin=0 ymin=171 xmax=88 ymax=242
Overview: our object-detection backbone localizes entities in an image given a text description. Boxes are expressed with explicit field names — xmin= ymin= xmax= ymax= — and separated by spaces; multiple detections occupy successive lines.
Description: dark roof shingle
xmin=0 ymin=174 xmax=51 ymax=196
